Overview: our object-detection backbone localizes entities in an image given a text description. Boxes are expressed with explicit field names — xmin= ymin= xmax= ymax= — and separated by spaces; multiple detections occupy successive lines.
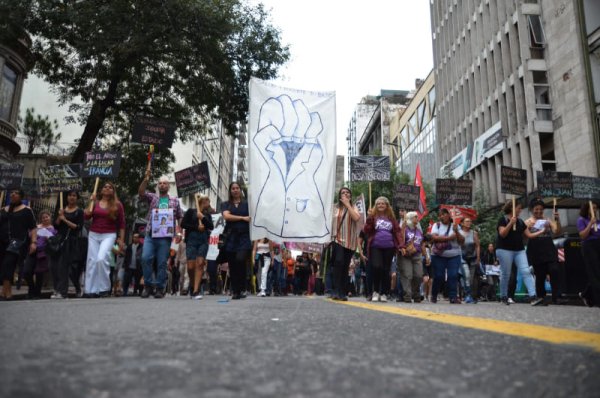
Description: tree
xmin=9 ymin=0 xmax=289 ymax=163
xmin=18 ymin=107 xmax=62 ymax=154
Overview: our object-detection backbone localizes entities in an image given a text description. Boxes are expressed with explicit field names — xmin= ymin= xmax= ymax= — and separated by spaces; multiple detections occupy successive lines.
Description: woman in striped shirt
xmin=330 ymin=187 xmax=361 ymax=301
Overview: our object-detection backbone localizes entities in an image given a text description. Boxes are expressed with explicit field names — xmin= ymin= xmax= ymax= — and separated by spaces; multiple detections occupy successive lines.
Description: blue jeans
xmin=141 ymin=237 xmax=171 ymax=290
xmin=268 ymin=259 xmax=282 ymax=294
xmin=496 ymin=249 xmax=535 ymax=298
xmin=431 ymin=255 xmax=461 ymax=300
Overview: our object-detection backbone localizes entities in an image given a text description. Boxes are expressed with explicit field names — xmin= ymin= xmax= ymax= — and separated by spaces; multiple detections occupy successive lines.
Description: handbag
xmin=6 ymin=238 xmax=25 ymax=255
xmin=217 ymin=229 xmax=230 ymax=250
xmin=6 ymin=213 xmax=25 ymax=255
xmin=431 ymin=223 xmax=452 ymax=256
xmin=46 ymin=230 xmax=69 ymax=257
xmin=405 ymin=240 xmax=417 ymax=256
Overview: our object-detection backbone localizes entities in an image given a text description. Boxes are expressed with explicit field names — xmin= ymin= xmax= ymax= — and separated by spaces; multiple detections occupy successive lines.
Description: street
xmin=0 ymin=296 xmax=599 ymax=398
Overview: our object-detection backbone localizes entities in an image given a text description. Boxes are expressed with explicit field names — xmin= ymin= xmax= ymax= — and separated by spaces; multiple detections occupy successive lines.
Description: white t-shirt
xmin=431 ymin=222 xmax=462 ymax=258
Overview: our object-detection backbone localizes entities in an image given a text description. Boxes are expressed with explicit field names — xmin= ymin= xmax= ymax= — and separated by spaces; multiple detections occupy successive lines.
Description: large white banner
xmin=248 ymin=78 xmax=336 ymax=244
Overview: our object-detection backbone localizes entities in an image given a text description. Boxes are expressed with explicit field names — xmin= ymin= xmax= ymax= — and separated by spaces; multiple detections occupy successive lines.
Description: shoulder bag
xmin=431 ymin=223 xmax=452 ymax=256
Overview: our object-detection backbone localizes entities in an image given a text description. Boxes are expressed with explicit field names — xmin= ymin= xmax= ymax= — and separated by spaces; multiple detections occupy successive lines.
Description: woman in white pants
xmin=252 ymin=238 xmax=274 ymax=297
xmin=84 ymin=182 xmax=125 ymax=298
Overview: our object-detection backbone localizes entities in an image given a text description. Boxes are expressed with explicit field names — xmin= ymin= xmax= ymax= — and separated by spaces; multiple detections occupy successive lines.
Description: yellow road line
xmin=333 ymin=300 xmax=600 ymax=353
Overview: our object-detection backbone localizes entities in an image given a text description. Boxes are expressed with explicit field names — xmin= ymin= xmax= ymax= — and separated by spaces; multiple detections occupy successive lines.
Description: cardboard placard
xmin=572 ymin=175 xmax=600 ymax=200
xmin=393 ymin=184 xmax=420 ymax=211
xmin=500 ymin=166 xmax=527 ymax=196
xmin=82 ymin=151 xmax=122 ymax=178
xmin=0 ymin=163 xmax=24 ymax=189
xmin=435 ymin=179 xmax=473 ymax=205
xmin=174 ymin=161 xmax=211 ymax=197
xmin=536 ymin=171 xmax=573 ymax=198
xmin=132 ymin=116 xmax=176 ymax=149
xmin=39 ymin=164 xmax=83 ymax=194
xmin=350 ymin=156 xmax=390 ymax=182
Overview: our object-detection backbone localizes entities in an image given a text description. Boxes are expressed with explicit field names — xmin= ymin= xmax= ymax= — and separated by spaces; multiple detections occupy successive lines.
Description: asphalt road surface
xmin=1 ymin=295 xmax=599 ymax=398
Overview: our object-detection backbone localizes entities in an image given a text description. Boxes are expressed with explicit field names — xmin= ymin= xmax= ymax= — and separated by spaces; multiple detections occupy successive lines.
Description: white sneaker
xmin=257 ymin=291 xmax=266 ymax=297
xmin=507 ymin=298 xmax=515 ymax=304
xmin=380 ymin=294 xmax=388 ymax=303
xmin=372 ymin=292 xmax=379 ymax=302
xmin=193 ymin=293 xmax=203 ymax=300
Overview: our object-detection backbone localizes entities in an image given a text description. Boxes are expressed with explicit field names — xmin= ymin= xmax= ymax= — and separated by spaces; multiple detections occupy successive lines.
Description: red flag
xmin=415 ymin=163 xmax=428 ymax=220
xmin=439 ymin=205 xmax=478 ymax=224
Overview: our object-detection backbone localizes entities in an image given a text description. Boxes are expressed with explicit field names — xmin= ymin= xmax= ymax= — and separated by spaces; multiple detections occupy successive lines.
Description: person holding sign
xmin=52 ymin=190 xmax=84 ymax=299
xmin=0 ymin=189 xmax=37 ymax=300
xmin=577 ymin=201 xmax=600 ymax=307
xmin=83 ymin=182 xmax=125 ymax=298
xmin=181 ymin=194 xmax=214 ymax=300
xmin=430 ymin=208 xmax=464 ymax=304
xmin=524 ymin=198 xmax=561 ymax=305
xmin=495 ymin=201 xmax=538 ymax=306
xmin=138 ymin=168 xmax=183 ymax=299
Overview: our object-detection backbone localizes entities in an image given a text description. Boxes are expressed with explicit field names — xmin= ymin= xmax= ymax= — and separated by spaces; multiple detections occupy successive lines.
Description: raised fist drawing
xmin=253 ymin=94 xmax=330 ymax=239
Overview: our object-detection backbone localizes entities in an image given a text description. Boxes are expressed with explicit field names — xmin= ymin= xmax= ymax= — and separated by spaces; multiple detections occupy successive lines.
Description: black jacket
xmin=124 ymin=242 xmax=143 ymax=270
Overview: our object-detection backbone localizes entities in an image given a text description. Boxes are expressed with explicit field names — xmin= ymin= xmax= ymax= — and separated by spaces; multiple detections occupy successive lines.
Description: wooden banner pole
xmin=512 ymin=195 xmax=516 ymax=231
xmin=590 ymin=200 xmax=597 ymax=232
xmin=369 ymin=182 xmax=372 ymax=210
xmin=59 ymin=192 xmax=63 ymax=210
xmin=88 ymin=177 xmax=100 ymax=212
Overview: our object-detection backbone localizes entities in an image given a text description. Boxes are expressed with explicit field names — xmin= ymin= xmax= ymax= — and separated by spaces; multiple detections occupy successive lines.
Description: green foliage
xmin=18 ymin=107 xmax=61 ymax=154
xmin=473 ymin=185 xmax=501 ymax=248
xmin=10 ymin=0 xmax=290 ymax=161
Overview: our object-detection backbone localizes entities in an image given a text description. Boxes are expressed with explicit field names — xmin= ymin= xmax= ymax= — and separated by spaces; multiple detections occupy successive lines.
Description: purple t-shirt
xmin=371 ymin=217 xmax=395 ymax=249
xmin=577 ymin=217 xmax=600 ymax=242
xmin=404 ymin=226 xmax=424 ymax=253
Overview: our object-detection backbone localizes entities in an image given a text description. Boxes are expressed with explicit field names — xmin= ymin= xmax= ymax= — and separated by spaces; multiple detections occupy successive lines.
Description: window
xmin=428 ymin=87 xmax=436 ymax=117
xmin=528 ymin=15 xmax=546 ymax=47
xmin=0 ymin=64 xmax=17 ymax=121
xmin=417 ymin=100 xmax=427 ymax=130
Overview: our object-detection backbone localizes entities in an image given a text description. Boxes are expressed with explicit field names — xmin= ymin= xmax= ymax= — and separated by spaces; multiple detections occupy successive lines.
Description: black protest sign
xmin=435 ymin=179 xmax=473 ymax=205
xmin=393 ymin=184 xmax=420 ymax=211
xmin=0 ymin=163 xmax=24 ymax=189
xmin=500 ymin=166 xmax=527 ymax=196
xmin=132 ymin=116 xmax=176 ymax=149
xmin=572 ymin=175 xmax=600 ymax=200
xmin=350 ymin=156 xmax=390 ymax=182
xmin=536 ymin=171 xmax=573 ymax=198
xmin=174 ymin=161 xmax=211 ymax=197
xmin=82 ymin=151 xmax=122 ymax=178
xmin=39 ymin=164 xmax=83 ymax=194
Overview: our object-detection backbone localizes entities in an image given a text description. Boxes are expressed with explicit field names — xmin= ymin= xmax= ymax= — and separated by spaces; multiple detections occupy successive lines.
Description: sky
xmin=20 ymin=0 xmax=433 ymax=163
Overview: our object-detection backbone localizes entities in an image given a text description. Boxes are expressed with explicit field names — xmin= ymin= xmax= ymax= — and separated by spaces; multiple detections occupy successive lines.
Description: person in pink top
xmin=83 ymin=182 xmax=125 ymax=298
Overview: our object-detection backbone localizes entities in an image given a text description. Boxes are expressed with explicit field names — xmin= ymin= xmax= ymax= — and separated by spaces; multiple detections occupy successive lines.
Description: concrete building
xmin=346 ymin=90 xmax=410 ymax=181
xmin=0 ymin=28 xmax=32 ymax=163
xmin=188 ymin=121 xmax=236 ymax=210
xmin=581 ymin=0 xmax=600 ymax=160
xmin=430 ymin=0 xmax=600 ymax=206
xmin=389 ymin=72 xmax=438 ymax=186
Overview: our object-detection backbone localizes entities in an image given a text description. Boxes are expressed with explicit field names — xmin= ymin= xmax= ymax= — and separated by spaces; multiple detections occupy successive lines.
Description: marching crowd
xmin=0 ymin=165 xmax=599 ymax=309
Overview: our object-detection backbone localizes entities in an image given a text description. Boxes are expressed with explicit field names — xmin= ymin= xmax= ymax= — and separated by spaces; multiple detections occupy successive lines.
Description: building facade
xmin=431 ymin=0 xmax=600 ymax=206
xmin=346 ymin=91 xmax=410 ymax=181
xmin=187 ymin=121 xmax=235 ymax=210
xmin=390 ymin=72 xmax=438 ymax=186
xmin=0 ymin=29 xmax=32 ymax=163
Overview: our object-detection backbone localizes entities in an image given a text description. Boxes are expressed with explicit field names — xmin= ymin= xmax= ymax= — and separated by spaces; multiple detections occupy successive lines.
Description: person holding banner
xmin=53 ymin=190 xmax=84 ymax=298
xmin=0 ymin=189 xmax=37 ymax=300
xmin=181 ymin=195 xmax=214 ymax=300
xmin=430 ymin=208 xmax=464 ymax=304
xmin=495 ymin=201 xmax=538 ymax=306
xmin=221 ymin=182 xmax=252 ymax=300
xmin=138 ymin=171 xmax=183 ymax=299
xmin=577 ymin=201 xmax=600 ymax=307
xmin=330 ymin=187 xmax=361 ymax=301
xmin=525 ymin=198 xmax=561 ymax=305
xmin=84 ymin=182 xmax=125 ymax=298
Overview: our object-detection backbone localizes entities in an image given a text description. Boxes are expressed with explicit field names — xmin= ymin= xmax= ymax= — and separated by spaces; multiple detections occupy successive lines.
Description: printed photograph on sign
xmin=152 ymin=208 xmax=174 ymax=238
